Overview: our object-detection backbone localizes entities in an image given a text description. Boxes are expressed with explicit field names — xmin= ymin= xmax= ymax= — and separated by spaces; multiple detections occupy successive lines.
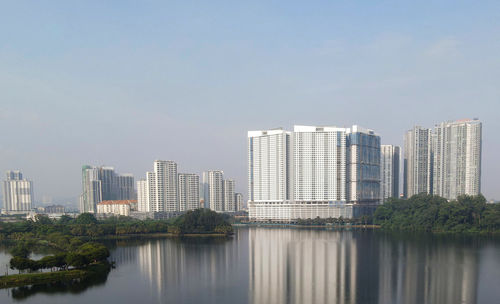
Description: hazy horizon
xmin=1 ymin=1 xmax=499 ymax=205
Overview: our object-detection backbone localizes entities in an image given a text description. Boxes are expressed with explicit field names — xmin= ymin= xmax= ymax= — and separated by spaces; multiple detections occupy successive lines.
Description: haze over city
xmin=1 ymin=1 xmax=499 ymax=205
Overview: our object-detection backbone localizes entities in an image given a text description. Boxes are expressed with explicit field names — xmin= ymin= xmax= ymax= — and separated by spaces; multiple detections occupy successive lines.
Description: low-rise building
xmin=96 ymin=200 xmax=136 ymax=216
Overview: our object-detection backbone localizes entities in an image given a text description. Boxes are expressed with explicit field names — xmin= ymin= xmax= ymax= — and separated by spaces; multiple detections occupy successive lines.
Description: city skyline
xmin=2 ymin=1 xmax=500 ymax=203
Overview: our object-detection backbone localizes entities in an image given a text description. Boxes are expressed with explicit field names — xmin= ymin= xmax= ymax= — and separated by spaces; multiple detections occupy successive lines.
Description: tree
xmin=10 ymin=257 xmax=32 ymax=273
xmin=58 ymin=215 xmax=74 ymax=225
xmin=10 ymin=244 xmax=29 ymax=258
xmin=75 ymin=213 xmax=98 ymax=225
xmin=65 ymin=253 xmax=88 ymax=268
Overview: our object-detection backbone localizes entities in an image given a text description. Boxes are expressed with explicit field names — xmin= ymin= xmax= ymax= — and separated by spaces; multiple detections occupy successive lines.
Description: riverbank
xmin=0 ymin=262 xmax=111 ymax=289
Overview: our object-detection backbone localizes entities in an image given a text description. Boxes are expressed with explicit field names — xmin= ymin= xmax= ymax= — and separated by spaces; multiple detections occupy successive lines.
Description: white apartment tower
xmin=148 ymin=160 xmax=178 ymax=212
xmin=293 ymin=126 xmax=347 ymax=202
xmin=248 ymin=129 xmax=291 ymax=203
xmin=404 ymin=127 xmax=432 ymax=198
xmin=2 ymin=171 xmax=34 ymax=212
xmin=223 ymin=179 xmax=236 ymax=211
xmin=248 ymin=125 xmax=381 ymax=221
xmin=137 ymin=179 xmax=150 ymax=212
xmin=433 ymin=119 xmax=482 ymax=200
xmin=380 ymin=145 xmax=400 ymax=201
xmin=178 ymin=173 xmax=200 ymax=211
xmin=204 ymin=171 xmax=224 ymax=212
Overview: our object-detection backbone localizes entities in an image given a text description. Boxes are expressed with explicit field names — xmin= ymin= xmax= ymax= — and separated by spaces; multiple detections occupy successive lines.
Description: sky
xmin=1 ymin=1 xmax=499 ymax=206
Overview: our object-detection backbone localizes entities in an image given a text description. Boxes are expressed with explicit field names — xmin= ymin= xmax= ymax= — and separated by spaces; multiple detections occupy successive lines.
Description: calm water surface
xmin=1 ymin=227 xmax=499 ymax=304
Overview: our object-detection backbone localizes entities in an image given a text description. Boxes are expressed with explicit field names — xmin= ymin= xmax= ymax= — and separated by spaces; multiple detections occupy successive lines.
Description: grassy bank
xmin=0 ymin=262 xmax=110 ymax=289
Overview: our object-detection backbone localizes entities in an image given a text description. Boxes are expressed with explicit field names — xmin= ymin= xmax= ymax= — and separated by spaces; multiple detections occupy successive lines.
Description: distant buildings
xmin=403 ymin=119 xmax=482 ymax=200
xmin=80 ymin=165 xmax=136 ymax=213
xmin=97 ymin=199 xmax=137 ymax=216
xmin=235 ymin=193 xmax=244 ymax=211
xmin=248 ymin=125 xmax=381 ymax=221
xmin=2 ymin=170 xmax=34 ymax=212
xmin=44 ymin=205 xmax=65 ymax=213
xmin=202 ymin=171 xmax=238 ymax=212
xmin=138 ymin=160 xmax=203 ymax=213
xmin=380 ymin=145 xmax=400 ymax=201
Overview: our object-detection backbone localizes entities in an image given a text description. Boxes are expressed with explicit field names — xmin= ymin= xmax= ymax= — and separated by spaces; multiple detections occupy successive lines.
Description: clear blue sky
xmin=1 ymin=1 xmax=499 ymax=204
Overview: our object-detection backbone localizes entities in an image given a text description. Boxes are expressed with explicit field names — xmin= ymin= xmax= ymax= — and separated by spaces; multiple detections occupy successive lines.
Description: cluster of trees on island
xmin=9 ymin=242 xmax=109 ymax=274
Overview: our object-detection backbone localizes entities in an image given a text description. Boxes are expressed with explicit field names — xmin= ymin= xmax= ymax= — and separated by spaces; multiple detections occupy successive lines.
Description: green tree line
xmin=373 ymin=194 xmax=500 ymax=232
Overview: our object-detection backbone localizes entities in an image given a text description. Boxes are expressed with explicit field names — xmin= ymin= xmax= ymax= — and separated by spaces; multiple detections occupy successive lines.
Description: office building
xmin=433 ymin=119 xmax=482 ymax=200
xmin=223 ymin=179 xmax=236 ymax=211
xmin=2 ymin=170 xmax=34 ymax=212
xmin=380 ymin=145 xmax=400 ymax=201
xmin=178 ymin=173 xmax=200 ymax=211
xmin=248 ymin=125 xmax=381 ymax=221
xmin=403 ymin=127 xmax=432 ymax=198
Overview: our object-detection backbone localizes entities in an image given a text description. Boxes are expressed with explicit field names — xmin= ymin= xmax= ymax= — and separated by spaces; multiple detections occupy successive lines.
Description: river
xmin=1 ymin=227 xmax=499 ymax=304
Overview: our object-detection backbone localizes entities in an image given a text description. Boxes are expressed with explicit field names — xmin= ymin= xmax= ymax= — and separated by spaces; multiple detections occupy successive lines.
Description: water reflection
xmin=248 ymin=229 xmax=481 ymax=304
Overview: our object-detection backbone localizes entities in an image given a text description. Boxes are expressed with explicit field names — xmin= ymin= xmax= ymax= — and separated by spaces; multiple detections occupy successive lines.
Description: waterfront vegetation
xmin=0 ymin=209 xmax=232 ymax=289
xmin=373 ymin=194 xmax=500 ymax=233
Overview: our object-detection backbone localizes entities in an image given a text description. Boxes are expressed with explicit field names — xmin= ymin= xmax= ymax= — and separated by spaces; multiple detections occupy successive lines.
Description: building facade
xmin=235 ymin=193 xmax=244 ymax=211
xmin=2 ymin=171 xmax=34 ymax=212
xmin=137 ymin=179 xmax=150 ymax=212
xmin=97 ymin=200 xmax=136 ymax=216
xmin=432 ymin=119 xmax=482 ymax=200
xmin=380 ymin=145 xmax=400 ymax=201
xmin=223 ymin=179 xmax=236 ymax=211
xmin=403 ymin=127 xmax=432 ymax=198
xmin=178 ymin=173 xmax=200 ymax=211
xmin=248 ymin=125 xmax=381 ymax=221
xmin=204 ymin=171 xmax=224 ymax=211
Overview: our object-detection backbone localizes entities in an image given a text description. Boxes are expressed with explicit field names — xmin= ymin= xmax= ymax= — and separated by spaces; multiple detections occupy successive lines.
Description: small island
xmin=0 ymin=208 xmax=233 ymax=289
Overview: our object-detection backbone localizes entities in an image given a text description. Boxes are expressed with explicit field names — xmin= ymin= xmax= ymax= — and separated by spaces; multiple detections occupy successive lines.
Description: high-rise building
xmin=115 ymin=174 xmax=135 ymax=200
xmin=223 ymin=179 xmax=236 ymax=211
xmin=433 ymin=119 xmax=482 ymax=200
xmin=380 ymin=145 xmax=400 ymax=201
xmin=80 ymin=166 xmax=102 ymax=213
xmin=235 ymin=193 xmax=244 ymax=211
xmin=178 ymin=173 xmax=200 ymax=211
xmin=148 ymin=160 xmax=178 ymax=212
xmin=248 ymin=129 xmax=291 ymax=203
xmin=403 ymin=127 xmax=432 ymax=198
xmin=347 ymin=126 xmax=381 ymax=205
xmin=293 ymin=126 xmax=347 ymax=202
xmin=2 ymin=171 xmax=34 ymax=212
xmin=137 ymin=179 xmax=149 ymax=212
xmin=80 ymin=165 xmax=135 ymax=213
xmin=204 ymin=171 xmax=224 ymax=211
xmin=248 ymin=125 xmax=381 ymax=221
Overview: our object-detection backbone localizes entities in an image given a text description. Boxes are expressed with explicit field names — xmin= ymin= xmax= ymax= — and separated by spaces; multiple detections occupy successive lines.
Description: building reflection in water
xmin=248 ymin=228 xmax=480 ymax=304
xmin=115 ymin=231 xmax=248 ymax=303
